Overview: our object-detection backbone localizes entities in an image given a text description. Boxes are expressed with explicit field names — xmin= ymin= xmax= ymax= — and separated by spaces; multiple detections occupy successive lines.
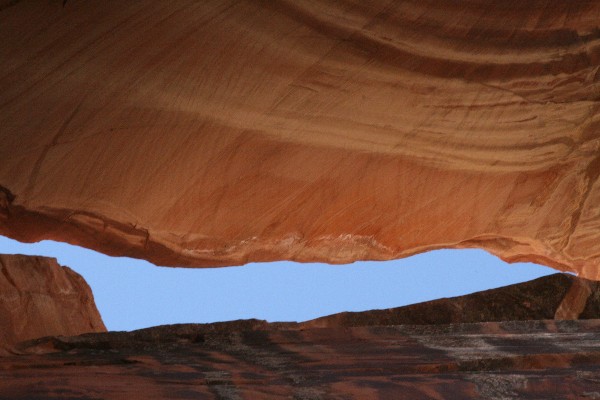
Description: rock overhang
xmin=0 ymin=0 xmax=599 ymax=277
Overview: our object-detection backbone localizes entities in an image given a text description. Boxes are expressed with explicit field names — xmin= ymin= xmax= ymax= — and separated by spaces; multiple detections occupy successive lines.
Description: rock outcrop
xmin=304 ymin=273 xmax=600 ymax=328
xmin=2 ymin=271 xmax=600 ymax=398
xmin=3 ymin=320 xmax=600 ymax=399
xmin=0 ymin=254 xmax=106 ymax=348
xmin=0 ymin=1 xmax=599 ymax=276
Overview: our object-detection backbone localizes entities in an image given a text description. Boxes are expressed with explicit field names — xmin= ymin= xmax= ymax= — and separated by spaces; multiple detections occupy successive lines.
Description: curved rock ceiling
xmin=0 ymin=1 xmax=599 ymax=277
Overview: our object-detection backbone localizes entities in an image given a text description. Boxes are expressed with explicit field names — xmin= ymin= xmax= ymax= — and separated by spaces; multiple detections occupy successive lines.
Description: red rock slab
xmin=1 ymin=320 xmax=600 ymax=399
xmin=0 ymin=1 xmax=599 ymax=277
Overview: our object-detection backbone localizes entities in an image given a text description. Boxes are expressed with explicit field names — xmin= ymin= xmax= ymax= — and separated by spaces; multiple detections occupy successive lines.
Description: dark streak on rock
xmin=0 ymin=185 xmax=15 ymax=219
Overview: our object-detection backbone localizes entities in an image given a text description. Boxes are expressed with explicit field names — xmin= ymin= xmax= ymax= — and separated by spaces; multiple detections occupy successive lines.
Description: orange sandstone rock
xmin=0 ymin=254 xmax=106 ymax=348
xmin=0 ymin=1 xmax=599 ymax=277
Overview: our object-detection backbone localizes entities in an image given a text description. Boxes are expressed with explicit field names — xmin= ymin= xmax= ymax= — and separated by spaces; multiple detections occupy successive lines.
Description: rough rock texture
xmin=1 ymin=320 xmax=599 ymax=399
xmin=2 ymin=274 xmax=600 ymax=398
xmin=0 ymin=254 xmax=106 ymax=348
xmin=0 ymin=1 xmax=599 ymax=276
xmin=305 ymin=273 xmax=600 ymax=328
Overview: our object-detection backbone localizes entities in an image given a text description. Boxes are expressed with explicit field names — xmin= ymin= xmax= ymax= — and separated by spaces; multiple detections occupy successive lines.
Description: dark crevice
xmin=0 ymin=0 xmax=21 ymax=12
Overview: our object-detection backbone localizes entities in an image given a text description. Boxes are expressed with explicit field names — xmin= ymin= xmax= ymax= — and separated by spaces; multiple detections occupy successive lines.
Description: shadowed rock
xmin=3 ymin=273 xmax=600 ymax=398
xmin=3 ymin=320 xmax=600 ymax=399
xmin=304 ymin=273 xmax=600 ymax=328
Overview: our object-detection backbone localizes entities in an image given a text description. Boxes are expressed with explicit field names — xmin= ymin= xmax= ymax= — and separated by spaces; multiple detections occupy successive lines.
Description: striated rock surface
xmin=2 ymin=320 xmax=600 ymax=399
xmin=1 ymin=273 xmax=600 ymax=398
xmin=0 ymin=254 xmax=106 ymax=348
xmin=0 ymin=1 xmax=599 ymax=276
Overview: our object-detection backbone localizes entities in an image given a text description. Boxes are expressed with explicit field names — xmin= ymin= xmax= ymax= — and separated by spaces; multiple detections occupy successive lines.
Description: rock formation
xmin=2 ymin=265 xmax=600 ymax=398
xmin=305 ymin=273 xmax=600 ymax=328
xmin=0 ymin=254 xmax=106 ymax=349
xmin=4 ymin=272 xmax=599 ymax=400
xmin=3 ymin=319 xmax=600 ymax=398
xmin=0 ymin=0 xmax=599 ymax=277
xmin=2 ymin=1 xmax=600 ymax=397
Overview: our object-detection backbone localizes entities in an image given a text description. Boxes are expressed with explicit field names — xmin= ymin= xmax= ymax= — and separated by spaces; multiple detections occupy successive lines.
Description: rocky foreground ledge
xmin=2 ymin=320 xmax=600 ymax=399
xmin=2 ymin=270 xmax=600 ymax=399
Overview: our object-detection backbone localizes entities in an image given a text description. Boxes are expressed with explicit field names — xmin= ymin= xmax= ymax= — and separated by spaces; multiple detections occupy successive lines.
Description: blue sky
xmin=0 ymin=236 xmax=556 ymax=331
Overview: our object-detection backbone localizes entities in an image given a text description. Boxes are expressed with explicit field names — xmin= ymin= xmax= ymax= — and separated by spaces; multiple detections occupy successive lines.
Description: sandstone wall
xmin=0 ymin=1 xmax=599 ymax=277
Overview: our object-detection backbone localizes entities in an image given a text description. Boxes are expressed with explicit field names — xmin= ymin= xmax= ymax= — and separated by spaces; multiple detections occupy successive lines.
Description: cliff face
xmin=0 ymin=254 xmax=106 ymax=348
xmin=0 ymin=1 xmax=599 ymax=276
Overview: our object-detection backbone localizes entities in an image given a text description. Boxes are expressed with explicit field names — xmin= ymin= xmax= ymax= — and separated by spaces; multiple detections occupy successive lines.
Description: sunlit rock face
xmin=0 ymin=254 xmax=106 ymax=348
xmin=1 ymin=0 xmax=599 ymax=277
